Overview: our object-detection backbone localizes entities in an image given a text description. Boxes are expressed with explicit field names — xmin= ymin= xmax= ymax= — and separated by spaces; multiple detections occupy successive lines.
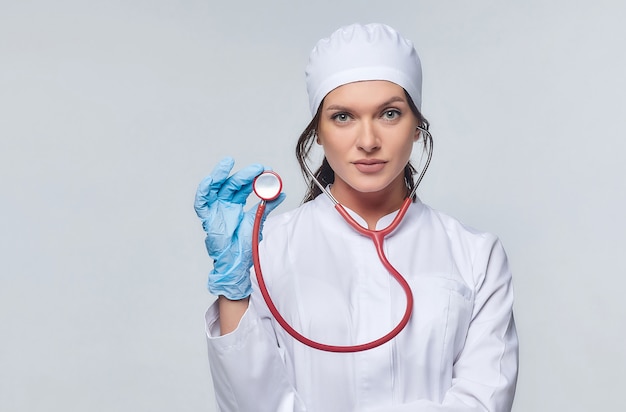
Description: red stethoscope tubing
xmin=252 ymin=197 xmax=414 ymax=353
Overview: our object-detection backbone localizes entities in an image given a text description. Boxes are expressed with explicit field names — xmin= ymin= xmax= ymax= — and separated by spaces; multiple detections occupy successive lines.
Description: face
xmin=317 ymin=80 xmax=421 ymax=202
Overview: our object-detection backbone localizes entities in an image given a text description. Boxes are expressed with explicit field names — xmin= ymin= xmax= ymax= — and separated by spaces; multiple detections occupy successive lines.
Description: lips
xmin=353 ymin=159 xmax=386 ymax=173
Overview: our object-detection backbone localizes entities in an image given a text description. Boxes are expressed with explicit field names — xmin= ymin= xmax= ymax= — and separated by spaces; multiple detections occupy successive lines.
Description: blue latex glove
xmin=194 ymin=157 xmax=286 ymax=300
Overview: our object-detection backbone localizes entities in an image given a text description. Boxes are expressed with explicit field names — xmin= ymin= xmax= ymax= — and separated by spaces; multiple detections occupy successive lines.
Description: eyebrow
xmin=325 ymin=96 xmax=408 ymax=112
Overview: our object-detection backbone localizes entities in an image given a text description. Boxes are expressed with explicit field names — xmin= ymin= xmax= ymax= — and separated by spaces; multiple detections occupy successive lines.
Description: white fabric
xmin=305 ymin=23 xmax=423 ymax=115
xmin=205 ymin=194 xmax=518 ymax=412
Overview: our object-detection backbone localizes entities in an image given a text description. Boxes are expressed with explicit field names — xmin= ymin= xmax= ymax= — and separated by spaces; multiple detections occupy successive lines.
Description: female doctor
xmin=194 ymin=23 xmax=518 ymax=412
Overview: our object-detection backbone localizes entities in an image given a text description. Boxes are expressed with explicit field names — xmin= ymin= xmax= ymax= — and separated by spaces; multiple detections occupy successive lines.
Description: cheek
xmin=319 ymin=140 xmax=349 ymax=176
xmin=405 ymin=137 xmax=417 ymax=154
xmin=321 ymin=143 xmax=343 ymax=166
xmin=398 ymin=132 xmax=417 ymax=157
xmin=318 ymin=130 xmax=351 ymax=157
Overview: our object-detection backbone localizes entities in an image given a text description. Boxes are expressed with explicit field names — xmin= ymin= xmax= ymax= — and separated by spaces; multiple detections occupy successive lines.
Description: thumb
xmin=241 ymin=193 xmax=286 ymax=231
xmin=263 ymin=193 xmax=286 ymax=218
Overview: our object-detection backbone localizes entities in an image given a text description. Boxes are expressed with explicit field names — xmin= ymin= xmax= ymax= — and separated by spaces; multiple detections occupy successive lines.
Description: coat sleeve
xmin=205 ymin=301 xmax=307 ymax=412
xmin=365 ymin=236 xmax=519 ymax=412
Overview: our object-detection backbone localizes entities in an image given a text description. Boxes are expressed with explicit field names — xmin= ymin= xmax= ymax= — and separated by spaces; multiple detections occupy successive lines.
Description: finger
xmin=217 ymin=163 xmax=265 ymax=204
xmin=210 ymin=156 xmax=236 ymax=183
xmin=194 ymin=157 xmax=235 ymax=213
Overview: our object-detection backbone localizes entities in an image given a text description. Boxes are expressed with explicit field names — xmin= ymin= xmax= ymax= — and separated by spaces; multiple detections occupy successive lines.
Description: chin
xmin=347 ymin=182 xmax=394 ymax=195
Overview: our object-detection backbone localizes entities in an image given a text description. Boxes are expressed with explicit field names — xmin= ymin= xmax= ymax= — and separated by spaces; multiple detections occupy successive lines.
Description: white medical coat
xmin=205 ymin=194 xmax=518 ymax=412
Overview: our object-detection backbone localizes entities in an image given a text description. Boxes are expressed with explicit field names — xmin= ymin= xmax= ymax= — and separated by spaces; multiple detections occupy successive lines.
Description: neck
xmin=330 ymin=177 xmax=408 ymax=230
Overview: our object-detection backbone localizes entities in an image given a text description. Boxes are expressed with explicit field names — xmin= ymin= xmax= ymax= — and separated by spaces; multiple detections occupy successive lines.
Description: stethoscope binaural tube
xmin=252 ymin=171 xmax=414 ymax=353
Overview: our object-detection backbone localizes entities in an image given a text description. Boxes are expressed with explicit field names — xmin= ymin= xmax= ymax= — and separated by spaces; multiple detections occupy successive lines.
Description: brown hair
xmin=295 ymin=90 xmax=431 ymax=203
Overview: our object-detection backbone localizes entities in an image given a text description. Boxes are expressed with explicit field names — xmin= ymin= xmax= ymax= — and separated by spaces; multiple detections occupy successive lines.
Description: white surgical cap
xmin=305 ymin=23 xmax=422 ymax=116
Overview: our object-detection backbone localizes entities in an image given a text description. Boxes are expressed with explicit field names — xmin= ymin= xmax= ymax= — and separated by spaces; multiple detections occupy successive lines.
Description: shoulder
xmin=416 ymin=201 xmax=508 ymax=278
xmin=420 ymin=200 xmax=500 ymax=247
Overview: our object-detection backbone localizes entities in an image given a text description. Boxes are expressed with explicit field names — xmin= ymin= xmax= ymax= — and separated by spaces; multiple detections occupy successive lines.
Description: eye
xmin=382 ymin=109 xmax=401 ymax=121
xmin=331 ymin=112 xmax=352 ymax=123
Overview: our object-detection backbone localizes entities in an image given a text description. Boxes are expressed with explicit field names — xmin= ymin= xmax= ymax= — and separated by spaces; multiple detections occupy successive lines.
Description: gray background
xmin=1 ymin=1 xmax=624 ymax=411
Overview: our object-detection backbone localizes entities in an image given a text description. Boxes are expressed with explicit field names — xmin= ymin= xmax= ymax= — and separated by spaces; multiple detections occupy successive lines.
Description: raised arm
xmin=194 ymin=157 xmax=285 ymax=333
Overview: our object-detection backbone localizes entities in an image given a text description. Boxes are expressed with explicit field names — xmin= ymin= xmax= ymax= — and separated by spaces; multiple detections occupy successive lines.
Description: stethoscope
xmin=251 ymin=126 xmax=432 ymax=353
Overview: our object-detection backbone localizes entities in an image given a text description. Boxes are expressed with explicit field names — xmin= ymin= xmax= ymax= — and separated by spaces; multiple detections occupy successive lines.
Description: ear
xmin=316 ymin=133 xmax=322 ymax=145
xmin=413 ymin=126 xmax=421 ymax=142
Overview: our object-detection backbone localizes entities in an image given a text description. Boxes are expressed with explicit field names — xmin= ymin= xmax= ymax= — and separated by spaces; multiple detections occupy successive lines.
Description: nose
xmin=356 ymin=121 xmax=380 ymax=152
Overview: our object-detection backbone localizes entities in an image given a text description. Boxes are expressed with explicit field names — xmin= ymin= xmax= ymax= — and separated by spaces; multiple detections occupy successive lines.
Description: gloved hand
xmin=194 ymin=157 xmax=286 ymax=300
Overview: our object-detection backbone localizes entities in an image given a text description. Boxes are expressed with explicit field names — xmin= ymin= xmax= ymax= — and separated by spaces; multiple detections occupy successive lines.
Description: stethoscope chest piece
xmin=253 ymin=171 xmax=282 ymax=202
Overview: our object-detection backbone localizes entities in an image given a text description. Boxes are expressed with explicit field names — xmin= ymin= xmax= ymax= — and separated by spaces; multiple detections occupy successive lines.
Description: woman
xmin=194 ymin=23 xmax=518 ymax=412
